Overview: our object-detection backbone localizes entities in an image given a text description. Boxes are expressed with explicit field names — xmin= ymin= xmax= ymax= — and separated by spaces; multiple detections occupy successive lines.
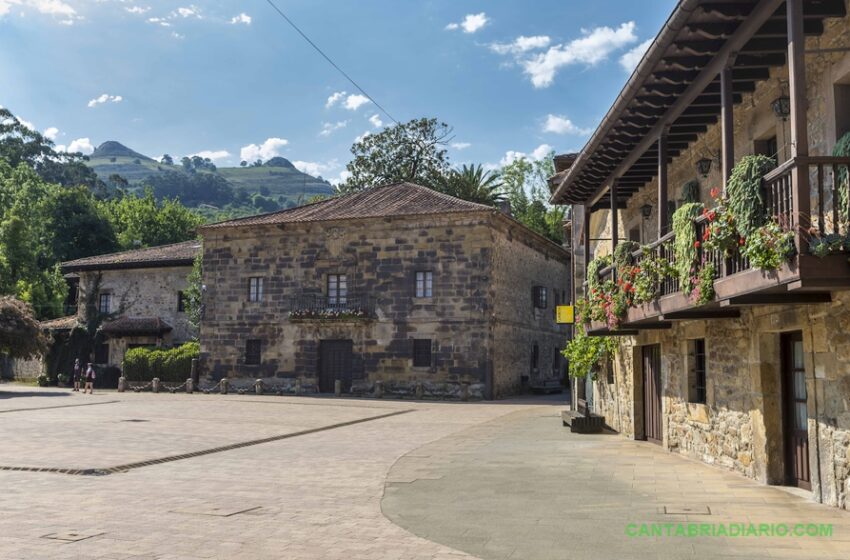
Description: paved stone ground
xmin=382 ymin=407 xmax=850 ymax=560
xmin=3 ymin=385 xmax=849 ymax=559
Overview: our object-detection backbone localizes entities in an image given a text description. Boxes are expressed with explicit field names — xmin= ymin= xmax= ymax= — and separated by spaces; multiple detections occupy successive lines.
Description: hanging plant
xmin=632 ymin=246 xmax=676 ymax=304
xmin=833 ymin=132 xmax=850 ymax=225
xmin=725 ymin=154 xmax=776 ymax=237
xmin=672 ymin=202 xmax=705 ymax=293
xmin=613 ymin=240 xmax=639 ymax=270
xmin=701 ymin=204 xmax=739 ymax=257
xmin=562 ymin=326 xmax=618 ymax=380
xmin=586 ymin=254 xmax=612 ymax=293
xmin=744 ymin=220 xmax=796 ymax=270
xmin=809 ymin=233 xmax=850 ymax=258
xmin=690 ymin=262 xmax=716 ymax=305
xmin=681 ymin=179 xmax=701 ymax=204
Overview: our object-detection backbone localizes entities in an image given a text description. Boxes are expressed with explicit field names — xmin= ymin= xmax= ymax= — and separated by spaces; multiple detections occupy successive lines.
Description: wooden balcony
xmin=587 ymin=157 xmax=850 ymax=335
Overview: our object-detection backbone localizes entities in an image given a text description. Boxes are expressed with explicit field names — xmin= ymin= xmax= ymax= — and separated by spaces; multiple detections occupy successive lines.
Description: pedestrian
xmin=72 ymin=359 xmax=81 ymax=392
xmin=84 ymin=363 xmax=96 ymax=394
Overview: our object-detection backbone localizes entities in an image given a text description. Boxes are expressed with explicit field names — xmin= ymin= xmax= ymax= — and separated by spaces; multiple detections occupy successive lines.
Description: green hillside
xmin=85 ymin=142 xmax=335 ymax=204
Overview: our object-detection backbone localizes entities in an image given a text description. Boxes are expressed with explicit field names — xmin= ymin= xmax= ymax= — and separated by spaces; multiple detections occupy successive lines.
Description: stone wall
xmin=200 ymin=212 xmax=570 ymax=399
xmin=489 ymin=215 xmax=571 ymax=397
xmin=0 ymin=355 xmax=43 ymax=380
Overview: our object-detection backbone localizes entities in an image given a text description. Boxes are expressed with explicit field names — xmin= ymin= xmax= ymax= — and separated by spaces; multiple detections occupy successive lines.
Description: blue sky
xmin=0 ymin=0 xmax=676 ymax=183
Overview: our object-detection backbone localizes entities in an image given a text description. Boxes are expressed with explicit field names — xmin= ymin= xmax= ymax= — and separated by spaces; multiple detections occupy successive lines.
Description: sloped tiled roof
xmin=200 ymin=182 xmax=494 ymax=230
xmin=61 ymin=240 xmax=201 ymax=272
xmin=40 ymin=316 xmax=79 ymax=331
xmin=100 ymin=317 xmax=173 ymax=336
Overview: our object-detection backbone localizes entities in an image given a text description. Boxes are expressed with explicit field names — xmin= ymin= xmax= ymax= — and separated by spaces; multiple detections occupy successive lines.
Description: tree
xmin=141 ymin=170 xmax=234 ymax=207
xmin=437 ymin=164 xmax=504 ymax=206
xmin=184 ymin=253 xmax=203 ymax=331
xmin=341 ymin=118 xmax=452 ymax=192
xmin=41 ymin=185 xmax=118 ymax=263
xmin=240 ymin=160 xmax=248 ymax=167
xmin=102 ymin=189 xmax=203 ymax=249
xmin=0 ymin=297 xmax=48 ymax=360
xmin=161 ymin=154 xmax=174 ymax=165
xmin=501 ymin=152 xmax=566 ymax=244
xmin=108 ymin=173 xmax=129 ymax=191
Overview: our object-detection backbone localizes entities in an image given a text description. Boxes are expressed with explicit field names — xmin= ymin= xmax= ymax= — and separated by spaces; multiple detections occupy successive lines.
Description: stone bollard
xmin=220 ymin=378 xmax=229 ymax=395
xmin=295 ymin=378 xmax=302 ymax=396
xmin=117 ymin=376 xmax=126 ymax=393
xmin=186 ymin=378 xmax=193 ymax=394
xmin=374 ymin=380 xmax=383 ymax=399
xmin=255 ymin=378 xmax=263 ymax=395
xmin=334 ymin=379 xmax=342 ymax=397
xmin=415 ymin=381 xmax=424 ymax=400
xmin=460 ymin=382 xmax=470 ymax=402
xmin=152 ymin=378 xmax=160 ymax=393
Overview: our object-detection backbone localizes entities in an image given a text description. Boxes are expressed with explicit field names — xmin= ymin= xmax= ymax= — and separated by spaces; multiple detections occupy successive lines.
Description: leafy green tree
xmin=240 ymin=160 xmax=248 ymax=167
xmin=41 ymin=185 xmax=118 ymax=263
xmin=102 ymin=189 xmax=203 ymax=249
xmin=161 ymin=154 xmax=174 ymax=165
xmin=437 ymin=164 xmax=504 ymax=206
xmin=184 ymin=253 xmax=203 ymax=331
xmin=141 ymin=170 xmax=234 ymax=207
xmin=340 ymin=118 xmax=452 ymax=192
xmin=501 ymin=152 xmax=566 ymax=244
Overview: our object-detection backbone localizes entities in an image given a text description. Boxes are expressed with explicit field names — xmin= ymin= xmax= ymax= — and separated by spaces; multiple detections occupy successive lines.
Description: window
xmin=248 ymin=277 xmax=263 ymax=302
xmin=412 ymin=339 xmax=432 ymax=368
xmin=177 ymin=291 xmax=186 ymax=312
xmin=328 ymin=274 xmax=347 ymax=305
xmin=628 ymin=227 xmax=641 ymax=243
xmin=533 ymin=286 xmax=548 ymax=309
xmin=245 ymin=339 xmax=262 ymax=366
xmin=531 ymin=342 xmax=539 ymax=372
xmin=94 ymin=343 xmax=109 ymax=364
xmin=688 ymin=339 xmax=707 ymax=404
xmin=99 ymin=293 xmax=111 ymax=314
xmin=755 ymin=135 xmax=779 ymax=160
xmin=835 ymin=83 xmax=850 ymax=141
xmin=415 ymin=271 xmax=433 ymax=298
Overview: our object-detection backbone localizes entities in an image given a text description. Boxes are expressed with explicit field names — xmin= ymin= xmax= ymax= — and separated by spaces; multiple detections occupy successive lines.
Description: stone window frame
xmin=245 ymin=339 xmax=262 ymax=366
xmin=414 ymin=270 xmax=433 ymax=298
xmin=327 ymin=274 xmax=348 ymax=305
xmin=412 ymin=339 xmax=432 ymax=368
xmin=686 ymin=338 xmax=708 ymax=405
xmin=177 ymin=290 xmax=186 ymax=313
xmin=248 ymin=277 xmax=264 ymax=303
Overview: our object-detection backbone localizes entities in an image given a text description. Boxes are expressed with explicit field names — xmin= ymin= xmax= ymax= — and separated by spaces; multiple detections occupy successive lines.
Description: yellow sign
xmin=556 ymin=305 xmax=575 ymax=325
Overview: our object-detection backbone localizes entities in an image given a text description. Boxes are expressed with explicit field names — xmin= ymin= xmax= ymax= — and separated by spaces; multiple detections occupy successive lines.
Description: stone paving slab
xmin=382 ymin=408 xmax=850 ymax=560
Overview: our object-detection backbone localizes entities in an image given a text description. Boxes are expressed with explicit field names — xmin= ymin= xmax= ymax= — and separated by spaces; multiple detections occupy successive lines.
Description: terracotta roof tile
xmin=200 ymin=182 xmax=494 ymax=230
xmin=61 ymin=240 xmax=201 ymax=272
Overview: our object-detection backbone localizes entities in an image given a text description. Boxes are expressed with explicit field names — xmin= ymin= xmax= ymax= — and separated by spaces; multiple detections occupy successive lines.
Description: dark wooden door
xmin=781 ymin=332 xmax=811 ymax=490
xmin=642 ymin=345 xmax=662 ymax=445
xmin=319 ymin=340 xmax=353 ymax=393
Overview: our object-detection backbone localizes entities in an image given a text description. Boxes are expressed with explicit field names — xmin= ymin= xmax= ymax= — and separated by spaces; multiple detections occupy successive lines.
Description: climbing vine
xmin=725 ymin=154 xmax=776 ymax=237
xmin=562 ymin=326 xmax=617 ymax=380
xmin=672 ymin=202 xmax=704 ymax=293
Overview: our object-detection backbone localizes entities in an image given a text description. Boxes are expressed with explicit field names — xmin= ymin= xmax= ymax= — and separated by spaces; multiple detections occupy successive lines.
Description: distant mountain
xmin=84 ymin=141 xmax=335 ymax=206
xmin=91 ymin=141 xmax=154 ymax=161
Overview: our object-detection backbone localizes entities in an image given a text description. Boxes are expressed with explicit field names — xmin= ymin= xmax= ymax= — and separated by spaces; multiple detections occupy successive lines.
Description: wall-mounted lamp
xmin=771 ymin=96 xmax=791 ymax=121
xmin=640 ymin=204 xmax=653 ymax=220
xmin=696 ymin=158 xmax=713 ymax=178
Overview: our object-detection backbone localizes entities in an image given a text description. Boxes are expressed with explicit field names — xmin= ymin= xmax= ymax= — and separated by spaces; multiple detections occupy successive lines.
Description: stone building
xmin=551 ymin=0 xmax=850 ymax=509
xmin=61 ymin=240 xmax=200 ymax=368
xmin=198 ymin=182 xmax=570 ymax=398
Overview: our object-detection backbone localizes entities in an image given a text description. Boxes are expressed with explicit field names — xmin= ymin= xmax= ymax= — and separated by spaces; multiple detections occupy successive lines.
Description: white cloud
xmin=543 ymin=114 xmax=591 ymax=136
xmin=147 ymin=16 xmax=170 ymax=27
xmin=354 ymin=131 xmax=371 ymax=144
xmin=171 ymin=31 xmax=185 ymax=39
xmin=446 ymin=12 xmax=488 ymax=34
xmin=368 ymin=114 xmax=383 ymax=128
xmin=229 ymin=12 xmax=251 ymax=25
xmin=489 ymin=35 xmax=550 ymax=56
xmin=87 ymin=93 xmax=123 ymax=108
xmin=531 ymin=143 xmax=553 ymax=160
xmin=189 ymin=149 xmax=229 ymax=162
xmin=497 ymin=143 xmax=553 ymax=167
xmin=320 ymin=121 xmax=348 ymax=136
xmin=292 ymin=159 xmax=339 ymax=178
xmin=325 ymin=91 xmax=346 ymax=108
xmin=332 ymin=170 xmax=352 ymax=186
xmin=66 ymin=137 xmax=94 ymax=155
xmin=0 ymin=0 xmax=79 ymax=23
xmin=619 ymin=38 xmax=653 ymax=72
xmin=240 ymin=137 xmax=289 ymax=162
xmin=43 ymin=126 xmax=59 ymax=140
xmin=521 ymin=22 xmax=637 ymax=88
xmin=343 ymin=94 xmax=370 ymax=111
xmin=175 ymin=5 xmax=200 ymax=18
xmin=451 ymin=142 xmax=471 ymax=150
xmin=125 ymin=6 xmax=149 ymax=15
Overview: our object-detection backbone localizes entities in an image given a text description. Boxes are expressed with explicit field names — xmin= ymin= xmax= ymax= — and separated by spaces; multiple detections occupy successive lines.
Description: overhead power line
xmin=262 ymin=0 xmax=399 ymax=126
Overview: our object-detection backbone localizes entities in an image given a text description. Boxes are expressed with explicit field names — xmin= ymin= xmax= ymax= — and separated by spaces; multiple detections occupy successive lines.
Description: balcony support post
xmin=787 ymin=0 xmax=810 ymax=249
xmin=721 ymin=56 xmax=736 ymax=186
xmin=658 ymin=129 xmax=669 ymax=237
xmin=583 ymin=204 xmax=591 ymax=292
xmin=610 ymin=180 xmax=619 ymax=281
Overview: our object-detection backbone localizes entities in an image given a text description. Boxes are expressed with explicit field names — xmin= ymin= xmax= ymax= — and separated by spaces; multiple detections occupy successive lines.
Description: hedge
xmin=123 ymin=342 xmax=199 ymax=382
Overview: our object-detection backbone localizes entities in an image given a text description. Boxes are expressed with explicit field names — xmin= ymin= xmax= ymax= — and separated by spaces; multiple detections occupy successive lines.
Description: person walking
xmin=84 ymin=363 xmax=96 ymax=394
xmin=72 ymin=359 xmax=82 ymax=392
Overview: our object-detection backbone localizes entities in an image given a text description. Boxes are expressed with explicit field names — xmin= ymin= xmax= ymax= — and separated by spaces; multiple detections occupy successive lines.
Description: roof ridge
xmin=61 ymin=239 xmax=200 ymax=266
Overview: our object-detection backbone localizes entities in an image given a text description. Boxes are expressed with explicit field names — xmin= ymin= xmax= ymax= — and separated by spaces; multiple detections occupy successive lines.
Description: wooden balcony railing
xmin=584 ymin=156 xmax=850 ymax=330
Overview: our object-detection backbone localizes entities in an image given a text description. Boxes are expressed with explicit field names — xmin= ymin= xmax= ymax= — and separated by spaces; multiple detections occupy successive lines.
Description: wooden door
xmin=781 ymin=332 xmax=811 ymax=490
xmin=319 ymin=340 xmax=353 ymax=393
xmin=642 ymin=345 xmax=662 ymax=445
